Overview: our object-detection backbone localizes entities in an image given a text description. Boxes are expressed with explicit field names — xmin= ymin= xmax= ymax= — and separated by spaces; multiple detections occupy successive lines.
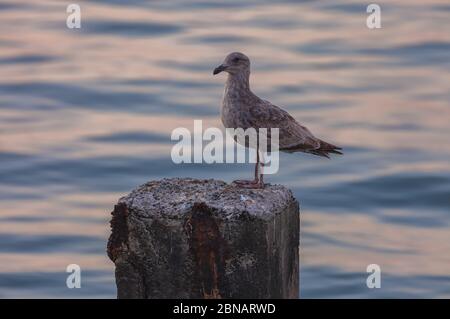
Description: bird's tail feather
xmin=307 ymin=140 xmax=343 ymax=158
xmin=280 ymin=139 xmax=343 ymax=158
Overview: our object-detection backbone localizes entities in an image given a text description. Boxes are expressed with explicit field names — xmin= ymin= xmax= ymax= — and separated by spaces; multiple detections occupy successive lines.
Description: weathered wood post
xmin=107 ymin=178 xmax=299 ymax=299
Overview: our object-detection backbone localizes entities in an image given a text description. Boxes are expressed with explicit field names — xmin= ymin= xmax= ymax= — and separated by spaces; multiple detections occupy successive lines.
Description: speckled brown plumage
xmin=216 ymin=52 xmax=342 ymax=158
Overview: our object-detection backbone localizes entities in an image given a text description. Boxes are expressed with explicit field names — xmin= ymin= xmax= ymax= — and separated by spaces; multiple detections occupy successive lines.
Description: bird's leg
xmin=232 ymin=147 xmax=264 ymax=189
xmin=254 ymin=149 xmax=260 ymax=180
xmin=257 ymin=152 xmax=265 ymax=188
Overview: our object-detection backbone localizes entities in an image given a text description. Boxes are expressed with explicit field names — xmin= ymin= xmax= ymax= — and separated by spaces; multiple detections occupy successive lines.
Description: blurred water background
xmin=0 ymin=0 xmax=449 ymax=298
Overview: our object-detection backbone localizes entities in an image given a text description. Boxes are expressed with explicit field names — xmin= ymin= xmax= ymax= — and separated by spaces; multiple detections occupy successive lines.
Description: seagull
xmin=213 ymin=52 xmax=342 ymax=189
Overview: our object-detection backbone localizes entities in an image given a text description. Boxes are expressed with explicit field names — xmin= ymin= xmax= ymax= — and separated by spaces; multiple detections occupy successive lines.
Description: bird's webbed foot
xmin=232 ymin=179 xmax=265 ymax=189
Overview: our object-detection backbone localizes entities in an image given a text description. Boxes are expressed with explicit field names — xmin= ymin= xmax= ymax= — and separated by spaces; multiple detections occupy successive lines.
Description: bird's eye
xmin=232 ymin=57 xmax=240 ymax=63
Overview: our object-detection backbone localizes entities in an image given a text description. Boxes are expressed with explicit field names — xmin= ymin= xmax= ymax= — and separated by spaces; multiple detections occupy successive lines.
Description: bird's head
xmin=213 ymin=52 xmax=250 ymax=76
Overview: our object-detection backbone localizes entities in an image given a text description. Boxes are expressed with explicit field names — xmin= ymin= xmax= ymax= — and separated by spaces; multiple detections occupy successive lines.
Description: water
xmin=0 ymin=0 xmax=449 ymax=298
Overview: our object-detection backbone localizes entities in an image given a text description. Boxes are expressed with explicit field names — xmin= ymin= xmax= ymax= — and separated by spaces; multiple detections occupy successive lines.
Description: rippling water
xmin=1 ymin=0 xmax=449 ymax=298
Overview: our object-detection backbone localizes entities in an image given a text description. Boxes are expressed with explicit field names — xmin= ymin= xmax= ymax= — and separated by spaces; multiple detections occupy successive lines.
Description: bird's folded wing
xmin=249 ymin=100 xmax=320 ymax=151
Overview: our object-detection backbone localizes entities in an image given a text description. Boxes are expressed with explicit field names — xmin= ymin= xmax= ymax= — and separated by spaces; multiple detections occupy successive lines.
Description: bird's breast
xmin=221 ymin=82 xmax=253 ymax=129
xmin=220 ymin=99 xmax=233 ymax=128
xmin=221 ymin=96 xmax=243 ymax=129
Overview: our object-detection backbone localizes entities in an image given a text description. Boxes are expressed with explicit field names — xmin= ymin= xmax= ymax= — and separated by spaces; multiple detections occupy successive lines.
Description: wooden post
xmin=107 ymin=178 xmax=299 ymax=299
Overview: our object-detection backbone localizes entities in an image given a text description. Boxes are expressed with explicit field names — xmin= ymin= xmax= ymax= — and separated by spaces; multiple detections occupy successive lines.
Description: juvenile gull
xmin=213 ymin=52 xmax=342 ymax=189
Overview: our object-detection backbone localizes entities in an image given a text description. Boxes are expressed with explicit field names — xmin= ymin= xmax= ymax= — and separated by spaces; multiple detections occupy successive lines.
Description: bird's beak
xmin=213 ymin=64 xmax=227 ymax=75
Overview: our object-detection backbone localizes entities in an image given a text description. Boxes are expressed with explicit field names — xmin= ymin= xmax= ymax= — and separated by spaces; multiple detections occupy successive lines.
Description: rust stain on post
xmin=107 ymin=203 xmax=129 ymax=262
xmin=184 ymin=202 xmax=228 ymax=299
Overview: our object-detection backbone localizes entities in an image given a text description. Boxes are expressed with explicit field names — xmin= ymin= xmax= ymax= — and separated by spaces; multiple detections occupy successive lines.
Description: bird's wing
xmin=248 ymin=99 xmax=320 ymax=151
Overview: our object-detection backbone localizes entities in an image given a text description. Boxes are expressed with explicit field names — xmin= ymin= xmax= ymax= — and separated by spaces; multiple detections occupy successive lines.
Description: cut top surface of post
xmin=118 ymin=178 xmax=297 ymax=220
